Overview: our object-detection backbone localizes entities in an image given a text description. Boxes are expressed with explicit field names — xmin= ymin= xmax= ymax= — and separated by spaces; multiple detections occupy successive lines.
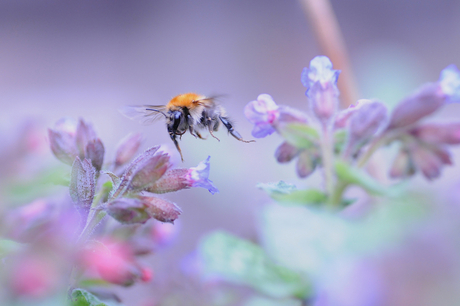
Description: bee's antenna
xmin=146 ymin=108 xmax=167 ymax=118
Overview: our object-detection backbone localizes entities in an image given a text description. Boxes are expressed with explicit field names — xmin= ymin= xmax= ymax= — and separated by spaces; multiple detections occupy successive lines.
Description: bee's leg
xmin=219 ymin=116 xmax=255 ymax=143
xmin=170 ymin=133 xmax=184 ymax=162
xmin=195 ymin=131 xmax=207 ymax=140
xmin=207 ymin=117 xmax=220 ymax=142
xmin=187 ymin=114 xmax=198 ymax=138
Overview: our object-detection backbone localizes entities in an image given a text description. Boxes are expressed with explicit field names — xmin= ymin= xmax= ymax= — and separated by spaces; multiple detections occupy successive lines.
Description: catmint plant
xmin=1 ymin=117 xmax=218 ymax=305
xmin=196 ymin=56 xmax=460 ymax=306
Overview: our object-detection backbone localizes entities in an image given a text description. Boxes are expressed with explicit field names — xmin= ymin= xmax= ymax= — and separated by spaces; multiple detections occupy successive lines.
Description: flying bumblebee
xmin=120 ymin=93 xmax=255 ymax=161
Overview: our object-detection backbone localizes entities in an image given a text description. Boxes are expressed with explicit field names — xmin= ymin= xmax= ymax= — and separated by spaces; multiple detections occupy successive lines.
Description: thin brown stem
xmin=299 ymin=0 xmax=359 ymax=108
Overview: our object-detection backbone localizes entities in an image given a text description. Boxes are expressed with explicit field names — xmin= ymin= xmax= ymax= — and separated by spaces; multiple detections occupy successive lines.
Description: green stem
xmin=320 ymin=125 xmax=335 ymax=199
xmin=329 ymin=181 xmax=348 ymax=208
xmin=356 ymin=134 xmax=392 ymax=168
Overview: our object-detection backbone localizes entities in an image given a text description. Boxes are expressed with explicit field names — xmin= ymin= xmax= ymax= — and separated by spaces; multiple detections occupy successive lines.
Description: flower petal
xmin=439 ymin=64 xmax=460 ymax=102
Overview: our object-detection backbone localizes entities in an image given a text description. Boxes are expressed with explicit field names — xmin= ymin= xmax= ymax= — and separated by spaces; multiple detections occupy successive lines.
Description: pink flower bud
xmin=79 ymin=239 xmax=144 ymax=286
xmin=114 ymin=133 xmax=143 ymax=168
xmin=141 ymin=196 xmax=182 ymax=223
xmin=140 ymin=267 xmax=153 ymax=282
xmin=147 ymin=156 xmax=219 ymax=194
xmin=410 ymin=122 xmax=460 ymax=145
xmin=10 ymin=255 xmax=59 ymax=298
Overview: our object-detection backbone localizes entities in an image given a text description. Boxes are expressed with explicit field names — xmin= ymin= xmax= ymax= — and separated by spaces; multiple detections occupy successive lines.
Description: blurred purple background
xmin=1 ymin=0 xmax=459 ymax=304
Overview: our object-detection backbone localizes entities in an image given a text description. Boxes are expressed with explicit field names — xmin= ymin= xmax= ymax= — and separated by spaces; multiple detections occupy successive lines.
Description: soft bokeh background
xmin=1 ymin=0 xmax=460 ymax=304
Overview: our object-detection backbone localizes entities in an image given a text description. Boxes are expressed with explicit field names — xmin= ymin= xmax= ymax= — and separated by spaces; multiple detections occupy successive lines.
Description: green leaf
xmin=70 ymin=289 xmax=124 ymax=306
xmin=257 ymin=181 xmax=326 ymax=206
xmin=335 ymin=160 xmax=392 ymax=196
xmin=257 ymin=181 xmax=297 ymax=195
xmin=70 ymin=289 xmax=107 ymax=306
xmin=271 ymin=189 xmax=327 ymax=206
xmin=278 ymin=123 xmax=318 ymax=149
xmin=334 ymin=130 xmax=347 ymax=154
xmin=199 ymin=231 xmax=311 ymax=299
xmin=0 ymin=239 xmax=22 ymax=257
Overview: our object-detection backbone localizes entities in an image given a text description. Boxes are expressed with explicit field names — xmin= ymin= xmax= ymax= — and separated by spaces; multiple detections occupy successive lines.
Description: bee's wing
xmin=119 ymin=105 xmax=168 ymax=125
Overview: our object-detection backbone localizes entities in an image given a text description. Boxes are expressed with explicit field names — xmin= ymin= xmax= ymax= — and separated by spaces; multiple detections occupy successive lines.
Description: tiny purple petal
xmin=186 ymin=156 xmax=219 ymax=194
xmin=301 ymin=56 xmax=340 ymax=90
xmin=439 ymin=64 xmax=460 ymax=102
xmin=244 ymin=94 xmax=280 ymax=138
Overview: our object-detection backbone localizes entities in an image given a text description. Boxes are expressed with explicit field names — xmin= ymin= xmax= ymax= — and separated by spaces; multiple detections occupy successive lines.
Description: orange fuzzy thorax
xmin=167 ymin=93 xmax=207 ymax=109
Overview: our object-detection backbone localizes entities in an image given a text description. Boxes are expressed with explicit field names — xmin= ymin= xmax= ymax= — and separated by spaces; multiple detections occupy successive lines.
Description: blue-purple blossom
xmin=244 ymin=94 xmax=280 ymax=138
xmin=186 ymin=156 xmax=219 ymax=194
xmin=301 ymin=56 xmax=340 ymax=92
xmin=301 ymin=56 xmax=341 ymax=123
xmin=439 ymin=64 xmax=460 ymax=103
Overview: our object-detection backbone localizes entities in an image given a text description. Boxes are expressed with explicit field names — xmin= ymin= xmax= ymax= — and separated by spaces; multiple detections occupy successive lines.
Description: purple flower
xmin=301 ymin=56 xmax=340 ymax=91
xmin=301 ymin=56 xmax=341 ymax=124
xmin=244 ymin=94 xmax=280 ymax=138
xmin=186 ymin=156 xmax=219 ymax=194
xmin=439 ymin=64 xmax=460 ymax=102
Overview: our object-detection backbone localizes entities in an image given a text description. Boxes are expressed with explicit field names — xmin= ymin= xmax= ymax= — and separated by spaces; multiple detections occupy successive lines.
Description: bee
xmin=120 ymin=93 xmax=254 ymax=161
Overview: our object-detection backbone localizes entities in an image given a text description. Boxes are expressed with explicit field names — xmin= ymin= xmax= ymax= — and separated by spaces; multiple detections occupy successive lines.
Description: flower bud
xmin=389 ymin=148 xmax=416 ymax=179
xmin=85 ymin=138 xmax=105 ymax=172
xmin=387 ymin=83 xmax=445 ymax=130
xmin=411 ymin=145 xmax=451 ymax=180
xmin=147 ymin=156 xmax=219 ymax=194
xmin=105 ymin=198 xmax=151 ymax=224
xmin=410 ymin=122 xmax=460 ymax=145
xmin=275 ymin=141 xmax=300 ymax=163
xmin=48 ymin=118 xmax=103 ymax=167
xmin=114 ymin=133 xmax=143 ymax=168
xmin=344 ymin=100 xmax=388 ymax=157
xmin=79 ymin=239 xmax=142 ymax=286
xmin=296 ymin=150 xmax=318 ymax=178
xmin=141 ymin=196 xmax=182 ymax=223
xmin=110 ymin=146 xmax=170 ymax=199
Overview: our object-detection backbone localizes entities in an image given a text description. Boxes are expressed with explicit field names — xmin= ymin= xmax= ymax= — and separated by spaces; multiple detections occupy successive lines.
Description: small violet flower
xmin=186 ymin=156 xmax=219 ymax=194
xmin=244 ymin=94 xmax=280 ymax=138
xmin=301 ymin=56 xmax=341 ymax=124
xmin=439 ymin=64 xmax=460 ymax=103
xmin=301 ymin=56 xmax=340 ymax=91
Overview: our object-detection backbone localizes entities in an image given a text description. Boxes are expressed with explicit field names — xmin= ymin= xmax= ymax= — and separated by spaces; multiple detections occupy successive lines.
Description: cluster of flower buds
xmin=48 ymin=118 xmax=218 ymax=226
xmin=245 ymin=55 xmax=460 ymax=181
xmin=46 ymin=118 xmax=218 ymax=292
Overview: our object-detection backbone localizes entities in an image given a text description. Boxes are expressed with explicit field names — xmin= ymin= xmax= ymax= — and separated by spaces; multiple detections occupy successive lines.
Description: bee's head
xmin=167 ymin=109 xmax=186 ymax=135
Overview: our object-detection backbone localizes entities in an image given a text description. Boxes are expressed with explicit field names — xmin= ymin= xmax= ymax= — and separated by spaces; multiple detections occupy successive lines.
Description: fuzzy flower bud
xmin=301 ymin=56 xmax=341 ymax=124
xmin=410 ymin=122 xmax=460 ymax=145
xmin=411 ymin=145 xmax=452 ymax=180
xmin=147 ymin=156 xmax=219 ymax=194
xmin=48 ymin=118 xmax=105 ymax=169
xmin=114 ymin=133 xmax=143 ymax=168
xmin=105 ymin=196 xmax=182 ymax=224
xmin=344 ymin=100 xmax=388 ymax=157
